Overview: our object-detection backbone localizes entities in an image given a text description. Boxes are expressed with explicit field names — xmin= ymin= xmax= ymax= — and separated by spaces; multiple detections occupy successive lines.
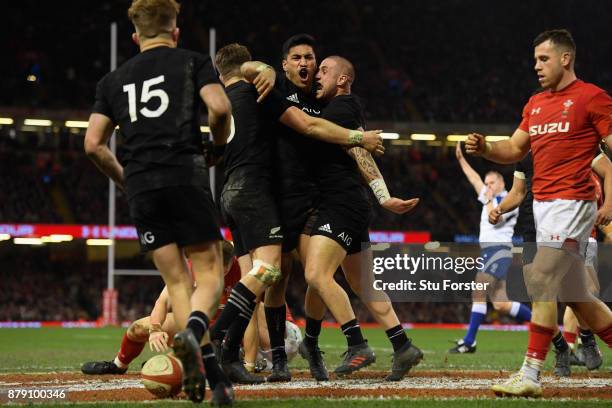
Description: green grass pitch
xmin=0 ymin=327 xmax=610 ymax=407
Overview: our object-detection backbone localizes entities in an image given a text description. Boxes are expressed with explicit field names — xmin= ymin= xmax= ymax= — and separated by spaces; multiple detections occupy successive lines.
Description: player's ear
xmin=282 ymin=59 xmax=288 ymax=73
xmin=561 ymin=51 xmax=572 ymax=68
xmin=132 ymin=32 xmax=139 ymax=46
xmin=337 ymin=74 xmax=348 ymax=86
xmin=172 ymin=27 xmax=180 ymax=44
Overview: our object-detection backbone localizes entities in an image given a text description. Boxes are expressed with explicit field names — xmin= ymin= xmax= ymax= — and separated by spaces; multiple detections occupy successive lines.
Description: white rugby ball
xmin=141 ymin=354 xmax=183 ymax=398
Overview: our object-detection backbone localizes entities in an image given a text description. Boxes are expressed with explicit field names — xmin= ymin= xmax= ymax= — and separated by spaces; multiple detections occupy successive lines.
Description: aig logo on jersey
xmin=338 ymin=232 xmax=352 ymax=246
xmin=529 ymin=122 xmax=570 ymax=136
xmin=140 ymin=231 xmax=155 ymax=246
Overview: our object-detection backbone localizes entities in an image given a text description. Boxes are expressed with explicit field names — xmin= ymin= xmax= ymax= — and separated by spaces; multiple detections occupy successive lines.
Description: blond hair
xmin=127 ymin=0 xmax=180 ymax=38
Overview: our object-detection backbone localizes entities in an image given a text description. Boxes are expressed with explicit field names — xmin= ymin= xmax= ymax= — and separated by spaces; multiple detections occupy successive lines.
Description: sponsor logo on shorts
xmin=338 ymin=232 xmax=352 ymax=246
xmin=318 ymin=223 xmax=332 ymax=233
xmin=140 ymin=231 xmax=155 ymax=245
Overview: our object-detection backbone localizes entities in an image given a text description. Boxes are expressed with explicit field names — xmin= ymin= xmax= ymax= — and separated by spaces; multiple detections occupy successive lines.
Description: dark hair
xmin=282 ymin=33 xmax=316 ymax=59
xmin=533 ymin=29 xmax=576 ymax=54
xmin=215 ymin=43 xmax=252 ymax=78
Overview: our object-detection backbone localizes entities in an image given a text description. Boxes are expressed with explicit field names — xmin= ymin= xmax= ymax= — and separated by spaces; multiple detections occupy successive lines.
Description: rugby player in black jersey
xmin=210 ymin=43 xmax=382 ymax=383
xmin=291 ymin=55 xmax=422 ymax=381
xmin=490 ymin=151 xmax=611 ymax=376
xmin=84 ymin=0 xmax=232 ymax=403
xmin=239 ymin=33 xmax=328 ymax=381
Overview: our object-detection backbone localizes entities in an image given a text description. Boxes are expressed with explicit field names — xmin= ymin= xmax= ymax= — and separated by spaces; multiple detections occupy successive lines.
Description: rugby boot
xmin=222 ymin=360 xmax=265 ymax=384
xmin=385 ymin=341 xmax=423 ymax=381
xmin=210 ymin=382 xmax=235 ymax=406
xmin=553 ymin=348 xmax=571 ymax=377
xmin=298 ymin=341 xmax=329 ymax=381
xmin=580 ymin=338 xmax=603 ymax=370
xmin=81 ymin=360 xmax=127 ymax=375
xmin=173 ymin=329 xmax=206 ymax=403
xmin=267 ymin=357 xmax=291 ymax=382
xmin=491 ymin=370 xmax=542 ymax=398
xmin=334 ymin=341 xmax=376 ymax=376
xmin=448 ymin=339 xmax=477 ymax=354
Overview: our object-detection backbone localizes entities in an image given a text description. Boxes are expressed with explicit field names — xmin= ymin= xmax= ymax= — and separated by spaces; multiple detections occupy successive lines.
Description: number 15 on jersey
xmin=123 ymin=75 xmax=169 ymax=122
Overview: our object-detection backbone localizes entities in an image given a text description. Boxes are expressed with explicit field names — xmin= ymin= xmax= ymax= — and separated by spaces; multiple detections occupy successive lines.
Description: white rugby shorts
xmin=533 ymin=199 xmax=596 ymax=257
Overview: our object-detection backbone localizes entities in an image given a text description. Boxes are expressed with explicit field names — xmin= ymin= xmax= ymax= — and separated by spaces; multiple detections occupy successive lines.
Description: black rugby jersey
xmin=92 ymin=46 xmax=218 ymax=198
xmin=223 ymin=81 xmax=289 ymax=181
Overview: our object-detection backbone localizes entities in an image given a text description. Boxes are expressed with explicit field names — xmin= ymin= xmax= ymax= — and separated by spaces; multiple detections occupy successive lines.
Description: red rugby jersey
xmin=519 ymin=80 xmax=612 ymax=201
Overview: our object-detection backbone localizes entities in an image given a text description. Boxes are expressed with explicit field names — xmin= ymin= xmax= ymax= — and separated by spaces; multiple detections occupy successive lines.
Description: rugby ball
xmin=141 ymin=354 xmax=183 ymax=398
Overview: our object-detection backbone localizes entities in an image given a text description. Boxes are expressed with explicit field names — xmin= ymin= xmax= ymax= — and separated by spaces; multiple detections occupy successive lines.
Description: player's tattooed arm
xmin=347 ymin=145 xmax=419 ymax=214
xmin=241 ymin=61 xmax=276 ymax=102
xmin=84 ymin=113 xmax=125 ymax=190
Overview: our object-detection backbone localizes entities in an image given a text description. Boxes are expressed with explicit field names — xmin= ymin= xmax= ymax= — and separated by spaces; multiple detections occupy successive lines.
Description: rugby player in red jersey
xmin=466 ymin=29 xmax=612 ymax=397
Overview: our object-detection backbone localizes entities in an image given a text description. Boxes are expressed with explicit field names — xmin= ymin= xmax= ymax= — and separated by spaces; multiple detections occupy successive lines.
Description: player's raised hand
xmin=382 ymin=197 xmax=420 ymax=214
xmin=253 ymin=66 xmax=276 ymax=103
xmin=465 ymin=133 xmax=487 ymax=156
xmin=488 ymin=207 xmax=503 ymax=225
xmin=455 ymin=141 xmax=465 ymax=160
xmin=595 ymin=205 xmax=612 ymax=226
xmin=149 ymin=330 xmax=169 ymax=353
xmin=361 ymin=130 xmax=385 ymax=156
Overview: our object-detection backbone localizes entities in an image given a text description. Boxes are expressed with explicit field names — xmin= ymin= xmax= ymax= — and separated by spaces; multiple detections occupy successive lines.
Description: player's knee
xmin=128 ymin=321 xmax=148 ymax=341
xmin=492 ymin=301 xmax=510 ymax=313
xmin=248 ymin=260 xmax=282 ymax=285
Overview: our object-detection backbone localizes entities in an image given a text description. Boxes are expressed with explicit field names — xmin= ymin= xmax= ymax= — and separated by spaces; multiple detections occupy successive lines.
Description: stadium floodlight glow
xmin=410 ymin=133 xmax=436 ymax=141
xmin=391 ymin=140 xmax=412 ymax=146
xmin=0 ymin=233 xmax=11 ymax=241
xmin=200 ymin=126 xmax=211 ymax=133
xmin=380 ymin=132 xmax=400 ymax=140
xmin=65 ymin=120 xmax=89 ymax=128
xmin=14 ymin=237 xmax=44 ymax=245
xmin=486 ymin=135 xmax=511 ymax=141
xmin=51 ymin=234 xmax=73 ymax=241
xmin=27 ymin=74 xmax=37 ymax=82
xmin=86 ymin=238 xmax=113 ymax=246
xmin=24 ymin=119 xmax=52 ymax=127
xmin=0 ymin=117 xmax=14 ymax=125
xmin=42 ymin=234 xmax=74 ymax=243
xmin=447 ymin=134 xmax=469 ymax=142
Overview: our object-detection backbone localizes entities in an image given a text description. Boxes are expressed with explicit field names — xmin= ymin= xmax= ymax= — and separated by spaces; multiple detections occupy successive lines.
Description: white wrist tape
xmin=369 ymin=178 xmax=391 ymax=204
xmin=256 ymin=63 xmax=271 ymax=73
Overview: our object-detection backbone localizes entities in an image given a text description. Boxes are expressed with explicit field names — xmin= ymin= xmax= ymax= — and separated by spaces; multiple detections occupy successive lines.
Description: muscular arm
xmin=497 ymin=176 xmax=527 ymax=214
xmin=347 ymin=146 xmax=382 ymax=182
xmin=481 ymin=128 xmax=531 ymax=164
xmin=347 ymin=145 xmax=419 ymax=213
xmin=592 ymin=153 xmax=612 ymax=225
xmin=149 ymin=286 xmax=170 ymax=328
xmin=84 ymin=113 xmax=124 ymax=189
xmin=200 ymin=83 xmax=232 ymax=146
xmin=455 ymin=142 xmax=484 ymax=194
xmin=279 ymin=106 xmax=374 ymax=148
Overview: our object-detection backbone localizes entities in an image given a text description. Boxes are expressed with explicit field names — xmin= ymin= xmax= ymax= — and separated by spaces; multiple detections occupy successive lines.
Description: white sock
xmin=509 ymin=301 xmax=521 ymax=317
xmin=114 ymin=356 xmax=128 ymax=369
xmin=521 ymin=356 xmax=542 ymax=383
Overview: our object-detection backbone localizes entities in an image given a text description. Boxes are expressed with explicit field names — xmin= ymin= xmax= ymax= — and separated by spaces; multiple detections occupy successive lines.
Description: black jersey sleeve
xmin=194 ymin=54 xmax=220 ymax=90
xmin=261 ymin=88 xmax=291 ymax=120
xmin=92 ymin=74 xmax=115 ymax=122
xmin=323 ymin=96 xmax=364 ymax=130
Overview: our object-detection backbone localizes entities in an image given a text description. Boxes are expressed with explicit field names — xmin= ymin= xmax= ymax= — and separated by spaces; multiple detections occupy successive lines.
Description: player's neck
xmin=551 ymin=72 xmax=577 ymax=92
xmin=139 ymin=38 xmax=175 ymax=52
xmin=224 ymin=76 xmax=247 ymax=87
